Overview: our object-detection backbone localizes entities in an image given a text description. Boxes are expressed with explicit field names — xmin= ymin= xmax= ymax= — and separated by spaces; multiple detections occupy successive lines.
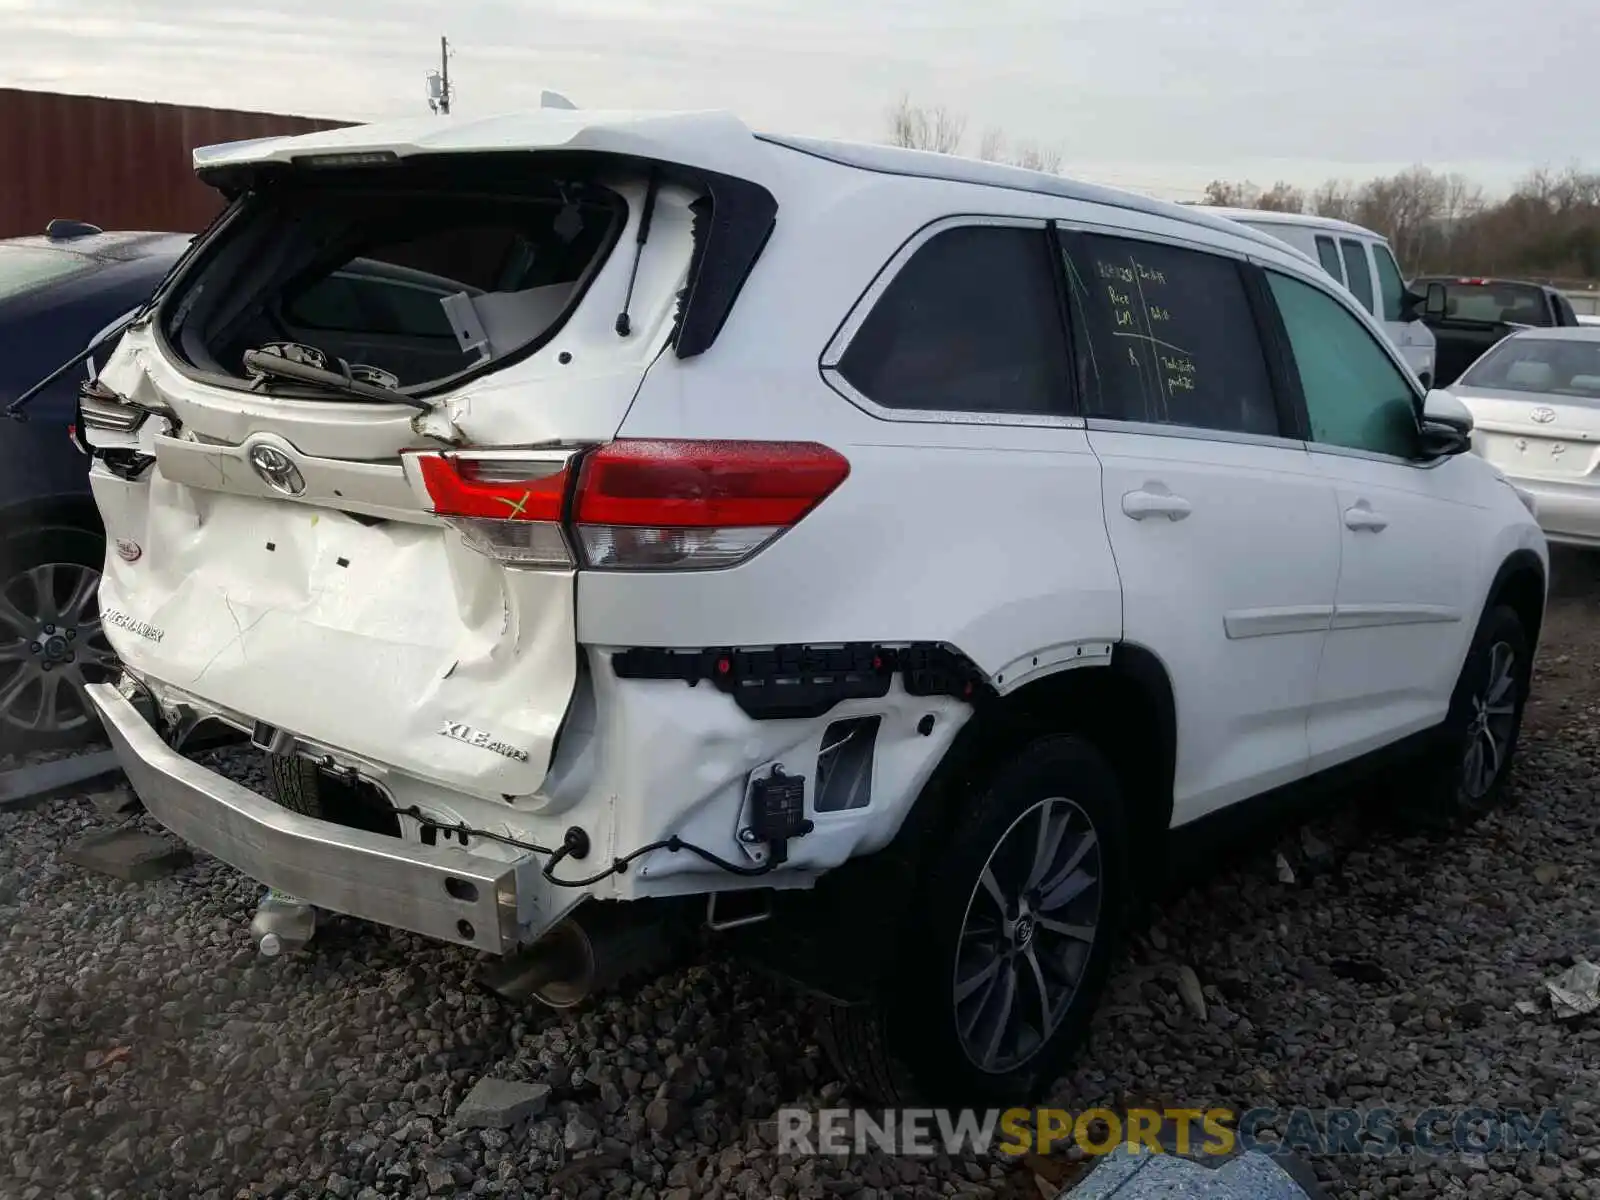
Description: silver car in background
xmin=1452 ymin=326 xmax=1600 ymax=548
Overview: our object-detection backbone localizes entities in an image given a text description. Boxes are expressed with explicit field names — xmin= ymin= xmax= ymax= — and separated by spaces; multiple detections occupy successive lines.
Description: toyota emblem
xmin=114 ymin=538 xmax=142 ymax=563
xmin=248 ymin=444 xmax=306 ymax=496
xmin=1531 ymin=407 xmax=1557 ymax=424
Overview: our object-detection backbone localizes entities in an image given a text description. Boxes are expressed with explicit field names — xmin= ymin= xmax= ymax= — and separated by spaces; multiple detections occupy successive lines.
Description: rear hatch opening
xmin=155 ymin=153 xmax=630 ymax=406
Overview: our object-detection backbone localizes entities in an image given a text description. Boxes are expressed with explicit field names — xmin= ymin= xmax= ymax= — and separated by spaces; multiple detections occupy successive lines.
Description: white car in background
xmin=1452 ymin=326 xmax=1600 ymax=547
xmin=1208 ymin=208 xmax=1439 ymax=388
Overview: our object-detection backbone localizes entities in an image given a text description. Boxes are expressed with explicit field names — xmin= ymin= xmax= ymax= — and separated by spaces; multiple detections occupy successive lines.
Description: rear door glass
xmin=1314 ymin=235 xmax=1345 ymax=284
xmin=1057 ymin=231 xmax=1281 ymax=437
xmin=1339 ymin=240 xmax=1375 ymax=314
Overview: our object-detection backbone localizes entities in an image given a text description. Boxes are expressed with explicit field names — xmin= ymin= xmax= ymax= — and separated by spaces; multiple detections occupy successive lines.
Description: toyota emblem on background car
xmin=248 ymin=444 xmax=306 ymax=496
xmin=1531 ymin=407 xmax=1557 ymax=424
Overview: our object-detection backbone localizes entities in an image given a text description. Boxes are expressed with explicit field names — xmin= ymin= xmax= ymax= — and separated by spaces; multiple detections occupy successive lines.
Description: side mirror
xmin=1418 ymin=388 xmax=1473 ymax=457
xmin=1423 ymin=281 xmax=1447 ymax=320
xmin=1398 ymin=287 xmax=1425 ymax=323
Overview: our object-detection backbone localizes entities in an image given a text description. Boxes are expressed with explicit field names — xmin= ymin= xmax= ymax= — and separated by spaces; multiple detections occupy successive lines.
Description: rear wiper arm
xmin=240 ymin=349 xmax=432 ymax=411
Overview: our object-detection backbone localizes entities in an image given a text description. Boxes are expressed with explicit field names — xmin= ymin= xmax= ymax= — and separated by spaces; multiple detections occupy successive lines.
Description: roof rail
xmin=45 ymin=218 xmax=103 ymax=240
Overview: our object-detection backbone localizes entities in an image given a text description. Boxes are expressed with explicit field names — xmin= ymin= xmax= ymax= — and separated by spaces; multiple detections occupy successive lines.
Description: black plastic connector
xmin=748 ymin=766 xmax=812 ymax=867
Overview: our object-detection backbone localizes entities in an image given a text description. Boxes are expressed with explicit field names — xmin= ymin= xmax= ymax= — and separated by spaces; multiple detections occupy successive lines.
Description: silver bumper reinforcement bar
xmin=86 ymin=681 xmax=538 ymax=954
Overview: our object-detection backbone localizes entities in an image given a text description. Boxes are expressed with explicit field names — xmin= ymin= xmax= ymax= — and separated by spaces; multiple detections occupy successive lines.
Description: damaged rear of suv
xmin=81 ymin=108 xmax=1546 ymax=1110
xmin=82 ymin=114 xmax=1001 ymax=1093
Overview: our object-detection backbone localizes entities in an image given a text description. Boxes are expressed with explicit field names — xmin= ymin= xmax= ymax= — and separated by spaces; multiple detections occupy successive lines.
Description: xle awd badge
xmin=438 ymin=720 xmax=529 ymax=762
xmin=249 ymin=444 xmax=306 ymax=497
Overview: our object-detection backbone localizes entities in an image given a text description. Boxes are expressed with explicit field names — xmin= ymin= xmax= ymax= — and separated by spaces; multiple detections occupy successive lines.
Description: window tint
xmin=1339 ymin=240 xmax=1375 ymax=313
xmin=1314 ymin=236 xmax=1344 ymax=283
xmin=1057 ymin=232 xmax=1279 ymax=437
xmin=837 ymin=225 xmax=1071 ymax=415
xmin=1372 ymin=243 xmax=1407 ymax=323
xmin=1267 ymin=271 xmax=1418 ymax=459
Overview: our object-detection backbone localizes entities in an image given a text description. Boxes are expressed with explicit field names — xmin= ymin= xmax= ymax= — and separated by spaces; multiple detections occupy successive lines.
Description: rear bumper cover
xmin=86 ymin=681 xmax=543 ymax=954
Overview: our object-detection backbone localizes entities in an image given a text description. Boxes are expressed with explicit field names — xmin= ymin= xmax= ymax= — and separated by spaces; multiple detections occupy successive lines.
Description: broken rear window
xmin=160 ymin=159 xmax=626 ymax=394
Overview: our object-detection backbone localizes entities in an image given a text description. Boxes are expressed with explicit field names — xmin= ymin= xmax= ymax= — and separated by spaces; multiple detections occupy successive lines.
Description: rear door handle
xmin=1122 ymin=489 xmax=1192 ymax=522
xmin=1344 ymin=504 xmax=1388 ymax=532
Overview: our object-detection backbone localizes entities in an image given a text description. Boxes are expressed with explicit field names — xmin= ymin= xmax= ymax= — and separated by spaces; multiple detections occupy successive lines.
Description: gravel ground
xmin=2 ymin=550 xmax=1598 ymax=1200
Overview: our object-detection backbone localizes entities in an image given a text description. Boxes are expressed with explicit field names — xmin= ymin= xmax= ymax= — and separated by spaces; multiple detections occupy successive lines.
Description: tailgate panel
xmin=1478 ymin=430 xmax=1600 ymax=480
xmin=92 ymin=474 xmax=576 ymax=800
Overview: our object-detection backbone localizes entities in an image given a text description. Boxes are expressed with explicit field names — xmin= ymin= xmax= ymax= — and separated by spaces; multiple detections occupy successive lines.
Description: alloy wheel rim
xmin=1462 ymin=640 xmax=1518 ymax=801
xmin=0 ymin=562 xmax=120 ymax=736
xmin=953 ymin=796 xmax=1102 ymax=1075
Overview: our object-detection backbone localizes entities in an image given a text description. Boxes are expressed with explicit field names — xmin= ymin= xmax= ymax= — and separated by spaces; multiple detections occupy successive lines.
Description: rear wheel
xmin=0 ymin=525 xmax=120 ymax=752
xmin=1404 ymin=603 xmax=1531 ymax=823
xmin=819 ymin=734 xmax=1129 ymax=1107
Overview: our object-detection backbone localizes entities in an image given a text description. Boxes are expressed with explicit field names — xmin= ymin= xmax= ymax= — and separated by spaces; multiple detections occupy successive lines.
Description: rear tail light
xmin=573 ymin=440 xmax=850 ymax=570
xmin=410 ymin=451 xmax=575 ymax=568
xmin=409 ymin=440 xmax=849 ymax=572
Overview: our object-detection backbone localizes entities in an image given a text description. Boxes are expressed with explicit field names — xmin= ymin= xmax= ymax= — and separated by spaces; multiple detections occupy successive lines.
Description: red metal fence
xmin=0 ymin=88 xmax=351 ymax=239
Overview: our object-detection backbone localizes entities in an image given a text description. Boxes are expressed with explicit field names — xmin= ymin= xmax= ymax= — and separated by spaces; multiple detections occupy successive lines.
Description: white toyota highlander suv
xmin=77 ymin=109 xmax=1548 ymax=1107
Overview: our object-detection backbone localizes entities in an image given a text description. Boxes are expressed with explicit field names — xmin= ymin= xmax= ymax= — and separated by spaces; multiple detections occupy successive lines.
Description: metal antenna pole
xmin=439 ymin=36 xmax=451 ymax=114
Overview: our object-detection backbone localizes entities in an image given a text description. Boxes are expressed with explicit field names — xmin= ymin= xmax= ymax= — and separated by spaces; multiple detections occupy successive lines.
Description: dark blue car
xmin=0 ymin=223 xmax=190 ymax=750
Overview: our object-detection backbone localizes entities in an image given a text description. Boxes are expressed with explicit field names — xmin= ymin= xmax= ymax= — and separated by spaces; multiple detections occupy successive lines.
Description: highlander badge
xmin=1531 ymin=407 xmax=1556 ymax=424
xmin=249 ymin=444 xmax=306 ymax=497
xmin=438 ymin=720 xmax=529 ymax=762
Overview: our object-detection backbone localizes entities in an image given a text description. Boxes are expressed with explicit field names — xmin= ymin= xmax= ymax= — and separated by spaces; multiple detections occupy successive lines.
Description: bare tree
xmin=1010 ymin=142 xmax=1063 ymax=174
xmin=886 ymin=94 xmax=966 ymax=155
xmin=1201 ymin=179 xmax=1259 ymax=207
xmin=977 ymin=127 xmax=1006 ymax=163
xmin=1309 ymin=180 xmax=1358 ymax=221
xmin=1253 ymin=181 xmax=1306 ymax=213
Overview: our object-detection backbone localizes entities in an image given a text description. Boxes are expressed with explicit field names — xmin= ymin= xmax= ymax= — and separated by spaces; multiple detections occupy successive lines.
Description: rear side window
xmin=1314 ymin=235 xmax=1344 ymax=283
xmin=1267 ymin=270 xmax=1418 ymax=459
xmin=1057 ymin=232 xmax=1280 ymax=437
xmin=0 ymin=246 xmax=94 ymax=302
xmin=1372 ymin=244 xmax=1407 ymax=323
xmin=1339 ymin=240 xmax=1375 ymax=313
xmin=837 ymin=224 xmax=1072 ymax=416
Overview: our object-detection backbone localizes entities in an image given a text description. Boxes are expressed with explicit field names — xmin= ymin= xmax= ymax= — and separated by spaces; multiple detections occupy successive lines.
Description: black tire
xmin=1403 ymin=603 xmax=1531 ymax=824
xmin=267 ymin=751 xmax=326 ymax=818
xmin=0 ymin=523 xmax=119 ymax=753
xmin=818 ymin=734 xmax=1130 ymax=1107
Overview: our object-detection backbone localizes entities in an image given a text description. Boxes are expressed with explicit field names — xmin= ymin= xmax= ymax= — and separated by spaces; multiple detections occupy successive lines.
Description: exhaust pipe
xmin=480 ymin=899 xmax=685 ymax=1008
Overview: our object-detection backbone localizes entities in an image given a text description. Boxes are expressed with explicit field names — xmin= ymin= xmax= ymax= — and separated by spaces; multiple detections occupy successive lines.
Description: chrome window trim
xmin=1084 ymin=418 xmax=1309 ymax=455
xmin=818 ymin=214 xmax=1088 ymax=430
xmin=1051 ymin=214 xmax=1259 ymax=265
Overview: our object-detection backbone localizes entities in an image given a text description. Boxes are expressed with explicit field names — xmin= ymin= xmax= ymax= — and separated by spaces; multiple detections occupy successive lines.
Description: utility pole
xmin=427 ymin=36 xmax=453 ymax=115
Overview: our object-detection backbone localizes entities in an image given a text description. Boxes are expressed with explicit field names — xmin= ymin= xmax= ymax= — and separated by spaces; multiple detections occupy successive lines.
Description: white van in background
xmin=1207 ymin=208 xmax=1439 ymax=388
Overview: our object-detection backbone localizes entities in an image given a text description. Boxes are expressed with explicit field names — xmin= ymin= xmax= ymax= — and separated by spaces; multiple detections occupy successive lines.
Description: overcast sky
xmin=2 ymin=0 xmax=1593 ymax=201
